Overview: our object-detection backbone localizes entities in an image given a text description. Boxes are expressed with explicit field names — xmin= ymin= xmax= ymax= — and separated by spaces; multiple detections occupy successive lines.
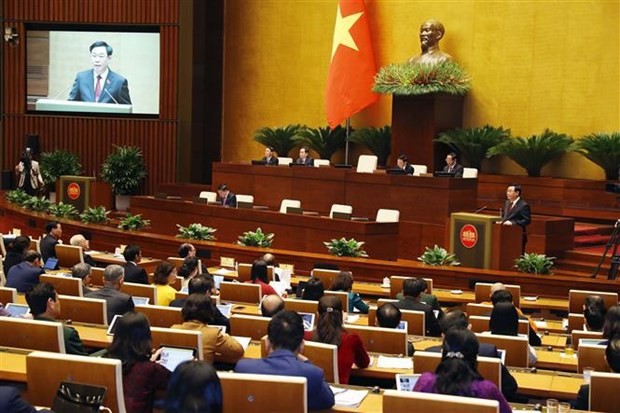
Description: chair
xmin=568 ymin=289 xmax=618 ymax=313
xmin=465 ymin=303 xmax=494 ymax=317
xmin=278 ymin=156 xmax=293 ymax=165
xmin=329 ymin=203 xmax=353 ymax=219
xmin=346 ymin=324 xmax=408 ymax=355
xmin=571 ymin=330 xmax=603 ymax=350
xmin=475 ymin=282 xmax=521 ymax=308
xmin=376 ymin=208 xmax=400 ymax=223
xmin=577 ymin=342 xmax=609 ymax=373
xmin=368 ymin=305 xmax=425 ymax=336
xmin=26 ymin=351 xmax=126 ymax=413
xmin=236 ymin=263 xmax=253 ymax=282
xmin=590 ymin=371 xmax=620 ymax=413
xmin=469 ymin=315 xmax=529 ymax=335
xmin=58 ymin=295 xmax=108 ymax=325
xmin=568 ymin=313 xmax=586 ymax=333
xmin=324 ymin=290 xmax=349 ymax=313
xmin=199 ymin=191 xmax=217 ymax=203
xmin=284 ymin=298 xmax=318 ymax=314
xmin=121 ymin=282 xmax=157 ymax=304
xmin=476 ymin=333 xmax=529 ymax=367
xmin=411 ymin=164 xmax=427 ymax=176
xmin=29 ymin=238 xmax=41 ymax=254
xmin=462 ymin=167 xmax=479 ymax=178
xmin=279 ymin=199 xmax=301 ymax=213
xmin=90 ymin=267 xmax=105 ymax=286
xmin=40 ymin=274 xmax=83 ymax=297
xmin=236 ymin=194 xmax=254 ymax=208
xmin=413 ymin=351 xmax=501 ymax=390
xmin=389 ymin=276 xmax=434 ymax=298
xmin=220 ymin=281 xmax=261 ymax=304
xmin=151 ymin=326 xmax=204 ymax=360
xmin=382 ymin=389 xmax=499 ymax=413
xmin=356 ymin=155 xmax=378 ymax=173
xmin=136 ymin=304 xmax=183 ymax=328
xmin=218 ymin=372 xmax=307 ymax=413
xmin=55 ymin=244 xmax=84 ymax=268
xmin=230 ymin=314 xmax=270 ymax=340
xmin=314 ymin=159 xmax=330 ymax=167
xmin=310 ymin=268 xmax=341 ymax=288
xmin=0 ymin=286 xmax=18 ymax=304
xmin=0 ymin=317 xmax=65 ymax=353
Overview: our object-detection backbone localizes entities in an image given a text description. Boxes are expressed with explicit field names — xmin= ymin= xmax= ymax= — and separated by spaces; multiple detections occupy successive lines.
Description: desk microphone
xmin=51 ymin=82 xmax=74 ymax=99
xmin=473 ymin=205 xmax=487 ymax=214
xmin=104 ymin=89 xmax=119 ymax=104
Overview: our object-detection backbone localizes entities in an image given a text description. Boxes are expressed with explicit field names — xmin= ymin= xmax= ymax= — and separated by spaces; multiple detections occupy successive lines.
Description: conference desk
xmin=131 ymin=196 xmax=399 ymax=260
xmin=87 ymin=252 xmax=162 ymax=273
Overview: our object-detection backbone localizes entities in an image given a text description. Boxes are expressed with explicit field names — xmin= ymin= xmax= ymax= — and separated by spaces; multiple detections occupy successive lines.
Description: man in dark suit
xmin=216 ymin=184 xmax=237 ymax=207
xmin=498 ymin=183 xmax=531 ymax=254
xmin=40 ymin=221 xmax=62 ymax=266
xmin=6 ymin=250 xmax=45 ymax=293
xmin=394 ymin=278 xmax=442 ymax=337
xmin=86 ymin=264 xmax=134 ymax=323
xmin=71 ymin=263 xmax=93 ymax=295
xmin=396 ymin=154 xmax=414 ymax=175
xmin=235 ymin=311 xmax=335 ymax=410
xmin=169 ymin=276 xmax=229 ymax=331
xmin=261 ymin=146 xmax=279 ymax=165
xmin=68 ymin=41 xmax=131 ymax=105
xmin=425 ymin=309 xmax=518 ymax=401
xmin=442 ymin=152 xmax=464 ymax=177
xmin=0 ymin=385 xmax=50 ymax=413
xmin=295 ymin=146 xmax=314 ymax=166
xmin=376 ymin=302 xmax=415 ymax=356
xmin=122 ymin=244 xmax=148 ymax=284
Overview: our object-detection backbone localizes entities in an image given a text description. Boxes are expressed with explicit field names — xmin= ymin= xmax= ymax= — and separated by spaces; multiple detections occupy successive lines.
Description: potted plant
xmin=435 ymin=125 xmax=511 ymax=170
xmin=487 ymin=129 xmax=573 ymax=177
xmin=117 ymin=213 xmax=151 ymax=231
xmin=176 ymin=223 xmax=217 ymax=241
xmin=572 ymin=132 xmax=620 ymax=180
xmin=514 ymin=253 xmax=555 ymax=275
xmin=5 ymin=189 xmax=32 ymax=206
xmin=80 ymin=206 xmax=111 ymax=225
xmin=237 ymin=227 xmax=274 ymax=248
xmin=373 ymin=60 xmax=471 ymax=96
xmin=348 ymin=126 xmax=392 ymax=167
xmin=293 ymin=125 xmax=348 ymax=162
xmin=48 ymin=202 xmax=79 ymax=219
xmin=39 ymin=150 xmax=82 ymax=202
xmin=324 ymin=237 xmax=369 ymax=258
xmin=253 ymin=124 xmax=304 ymax=158
xmin=100 ymin=145 xmax=147 ymax=211
xmin=418 ymin=245 xmax=460 ymax=266
xmin=23 ymin=195 xmax=52 ymax=213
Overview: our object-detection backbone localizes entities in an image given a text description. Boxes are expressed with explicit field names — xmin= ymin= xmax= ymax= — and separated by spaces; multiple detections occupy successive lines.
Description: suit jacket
xmin=235 ymin=349 xmax=335 ymax=410
xmin=402 ymin=163 xmax=415 ymax=175
xmin=6 ymin=261 xmax=45 ymax=293
xmin=0 ymin=386 xmax=50 ymax=413
xmin=574 ymin=384 xmax=589 ymax=410
xmin=221 ymin=192 xmax=237 ymax=208
xmin=502 ymin=198 xmax=531 ymax=229
xmin=262 ymin=156 xmax=279 ymax=165
xmin=394 ymin=297 xmax=442 ymax=337
xmin=443 ymin=163 xmax=464 ymax=177
xmin=35 ymin=316 xmax=88 ymax=355
xmin=170 ymin=320 xmax=244 ymax=364
xmin=85 ymin=286 xmax=134 ymax=323
xmin=3 ymin=250 xmax=23 ymax=275
xmin=123 ymin=262 xmax=148 ymax=284
xmin=68 ymin=69 xmax=132 ymax=104
xmin=15 ymin=160 xmax=44 ymax=191
xmin=295 ymin=156 xmax=314 ymax=166
xmin=169 ymin=299 xmax=230 ymax=331
xmin=40 ymin=234 xmax=59 ymax=264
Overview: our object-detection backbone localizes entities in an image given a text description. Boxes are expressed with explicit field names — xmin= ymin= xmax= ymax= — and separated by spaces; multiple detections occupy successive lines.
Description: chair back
xmin=411 ymin=164 xmax=427 ymax=176
xmin=58 ymin=295 xmax=108 ymax=325
xmin=284 ymin=298 xmax=318 ymax=314
xmin=121 ymin=282 xmax=157 ymax=303
xmin=278 ymin=157 xmax=293 ymax=165
xmin=382 ymin=389 xmax=498 ymax=413
xmin=376 ymin=208 xmax=400 ymax=223
xmin=475 ymin=282 xmax=521 ymax=308
xmin=136 ymin=304 xmax=183 ymax=327
xmin=329 ymin=203 xmax=353 ymax=218
xmin=389 ymin=276 xmax=433 ymax=297
xmin=356 ymin=155 xmax=378 ymax=173
xmin=199 ymin=191 xmax=217 ymax=203
xmin=324 ymin=290 xmax=349 ymax=313
xmin=590 ymin=371 xmax=620 ymax=412
xmin=220 ymin=281 xmax=261 ymax=304
xmin=90 ymin=267 xmax=105 ymax=286
xmin=310 ymin=268 xmax=341 ymax=288
xmin=40 ymin=274 xmax=83 ymax=297
xmin=368 ymin=305 xmax=425 ymax=336
xmin=29 ymin=238 xmax=41 ymax=253
xmin=0 ymin=286 xmax=18 ymax=304
xmin=475 ymin=333 xmax=529 ymax=367
xmin=346 ymin=324 xmax=407 ymax=355
xmin=26 ymin=351 xmax=126 ymax=413
xmin=230 ymin=314 xmax=271 ymax=340
xmin=236 ymin=194 xmax=254 ymax=208
xmin=577 ymin=342 xmax=610 ymax=373
xmin=570 ymin=330 xmax=603 ymax=350
xmin=465 ymin=303 xmax=493 ymax=317
xmin=568 ymin=289 xmax=618 ymax=313
xmin=236 ymin=263 xmax=253 ymax=282
xmin=413 ymin=351 xmax=501 ymax=389
xmin=55 ymin=244 xmax=84 ymax=268
xmin=219 ymin=372 xmax=307 ymax=413
xmin=0 ymin=317 xmax=65 ymax=353
xmin=469 ymin=315 xmax=529 ymax=335
xmin=280 ymin=199 xmax=301 ymax=213
xmin=151 ymin=326 xmax=203 ymax=360
xmin=568 ymin=313 xmax=586 ymax=333
xmin=462 ymin=167 xmax=479 ymax=178
xmin=314 ymin=159 xmax=330 ymax=167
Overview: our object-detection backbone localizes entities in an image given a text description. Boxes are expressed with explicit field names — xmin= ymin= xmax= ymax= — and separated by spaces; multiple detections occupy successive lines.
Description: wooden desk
xmin=535 ymin=348 xmax=578 ymax=372
xmin=0 ymin=349 xmax=28 ymax=382
xmin=88 ymin=252 xmax=161 ymax=274
xmin=511 ymin=369 xmax=583 ymax=399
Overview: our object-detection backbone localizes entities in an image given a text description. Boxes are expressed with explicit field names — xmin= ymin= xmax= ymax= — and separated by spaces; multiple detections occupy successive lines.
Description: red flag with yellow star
xmin=325 ymin=0 xmax=378 ymax=129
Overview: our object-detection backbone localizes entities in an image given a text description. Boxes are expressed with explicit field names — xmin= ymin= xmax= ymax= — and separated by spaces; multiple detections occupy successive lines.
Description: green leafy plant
xmin=237 ymin=227 xmax=274 ymax=248
xmin=101 ymin=145 xmax=148 ymax=195
xmin=48 ymin=202 xmax=79 ymax=219
xmin=324 ymin=237 xmax=369 ymax=258
xmin=39 ymin=150 xmax=82 ymax=191
xmin=293 ymin=125 xmax=348 ymax=161
xmin=5 ymin=189 xmax=32 ymax=206
xmin=487 ymin=129 xmax=573 ymax=177
xmin=435 ymin=125 xmax=511 ymax=169
xmin=23 ymin=196 xmax=52 ymax=213
xmin=514 ymin=253 xmax=555 ymax=275
xmin=253 ymin=124 xmax=305 ymax=158
xmin=80 ymin=206 xmax=111 ymax=224
xmin=176 ymin=223 xmax=217 ymax=241
xmin=418 ymin=245 xmax=460 ymax=266
xmin=572 ymin=132 xmax=620 ymax=180
xmin=348 ymin=126 xmax=391 ymax=167
xmin=373 ymin=60 xmax=471 ymax=96
xmin=117 ymin=213 xmax=151 ymax=231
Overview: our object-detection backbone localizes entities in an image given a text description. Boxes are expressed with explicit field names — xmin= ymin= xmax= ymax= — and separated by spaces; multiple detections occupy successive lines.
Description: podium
xmin=449 ymin=212 xmax=522 ymax=270
xmin=57 ymin=176 xmax=113 ymax=211
xmin=35 ymin=99 xmax=132 ymax=114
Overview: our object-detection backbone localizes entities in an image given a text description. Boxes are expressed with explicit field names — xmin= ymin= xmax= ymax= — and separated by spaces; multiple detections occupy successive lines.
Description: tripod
xmin=590 ymin=219 xmax=620 ymax=280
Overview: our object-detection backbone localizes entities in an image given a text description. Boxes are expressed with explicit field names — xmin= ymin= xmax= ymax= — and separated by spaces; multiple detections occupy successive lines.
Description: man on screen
xmin=68 ymin=41 xmax=132 ymax=105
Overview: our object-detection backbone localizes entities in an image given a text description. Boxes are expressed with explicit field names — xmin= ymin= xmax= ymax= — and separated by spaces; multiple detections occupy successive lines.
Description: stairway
xmin=554 ymin=223 xmax=615 ymax=278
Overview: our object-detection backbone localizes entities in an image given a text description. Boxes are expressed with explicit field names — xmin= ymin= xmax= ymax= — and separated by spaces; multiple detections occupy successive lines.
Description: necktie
xmin=95 ymin=75 xmax=102 ymax=102
xmin=507 ymin=202 xmax=515 ymax=214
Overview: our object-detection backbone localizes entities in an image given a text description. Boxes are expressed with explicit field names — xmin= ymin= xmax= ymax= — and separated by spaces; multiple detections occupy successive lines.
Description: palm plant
xmin=39 ymin=150 xmax=82 ymax=192
xmin=347 ymin=126 xmax=391 ymax=167
xmin=80 ymin=206 xmax=111 ymax=224
xmin=487 ymin=129 xmax=573 ymax=177
xmin=435 ymin=125 xmax=511 ymax=169
xmin=253 ymin=124 xmax=304 ymax=158
xmin=572 ymin=132 xmax=620 ymax=180
xmin=101 ymin=145 xmax=148 ymax=195
xmin=293 ymin=125 xmax=348 ymax=161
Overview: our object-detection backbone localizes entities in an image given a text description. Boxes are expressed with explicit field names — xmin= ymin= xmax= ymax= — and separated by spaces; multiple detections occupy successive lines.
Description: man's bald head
xmin=261 ymin=294 xmax=285 ymax=318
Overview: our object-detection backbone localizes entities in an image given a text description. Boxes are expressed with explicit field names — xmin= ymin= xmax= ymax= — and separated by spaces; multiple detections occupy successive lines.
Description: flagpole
xmin=345 ymin=118 xmax=351 ymax=165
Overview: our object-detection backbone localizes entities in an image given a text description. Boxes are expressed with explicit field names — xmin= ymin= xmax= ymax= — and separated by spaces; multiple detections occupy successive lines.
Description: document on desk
xmin=213 ymin=268 xmax=234 ymax=276
xmin=231 ymin=336 xmax=252 ymax=351
xmin=329 ymin=386 xmax=368 ymax=407
xmin=376 ymin=355 xmax=413 ymax=369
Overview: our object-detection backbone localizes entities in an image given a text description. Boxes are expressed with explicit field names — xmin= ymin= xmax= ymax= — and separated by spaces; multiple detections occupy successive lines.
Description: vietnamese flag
xmin=325 ymin=0 xmax=378 ymax=129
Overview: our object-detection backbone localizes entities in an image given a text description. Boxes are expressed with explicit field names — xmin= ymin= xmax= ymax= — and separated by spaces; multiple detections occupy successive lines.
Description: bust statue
xmin=408 ymin=19 xmax=453 ymax=65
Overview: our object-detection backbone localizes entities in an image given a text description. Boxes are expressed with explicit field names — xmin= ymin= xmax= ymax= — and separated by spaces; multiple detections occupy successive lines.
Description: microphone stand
xmin=590 ymin=219 xmax=620 ymax=280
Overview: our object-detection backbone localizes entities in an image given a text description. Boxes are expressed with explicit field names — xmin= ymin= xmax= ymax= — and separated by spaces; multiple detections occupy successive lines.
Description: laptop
xmin=158 ymin=346 xmax=197 ymax=372
xmin=286 ymin=206 xmax=303 ymax=215
xmin=106 ymin=314 xmax=123 ymax=336
xmin=43 ymin=257 xmax=59 ymax=270
xmin=396 ymin=320 xmax=408 ymax=331
xmin=433 ymin=170 xmax=456 ymax=177
xmin=132 ymin=296 xmax=150 ymax=306
xmin=5 ymin=303 xmax=30 ymax=317
xmin=251 ymin=160 xmax=267 ymax=165
xmin=386 ymin=168 xmax=407 ymax=175
xmin=332 ymin=211 xmax=352 ymax=220
xmin=299 ymin=312 xmax=316 ymax=332
xmin=395 ymin=374 xmax=421 ymax=392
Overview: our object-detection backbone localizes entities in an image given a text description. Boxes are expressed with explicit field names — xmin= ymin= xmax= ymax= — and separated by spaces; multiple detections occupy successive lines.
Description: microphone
xmin=473 ymin=205 xmax=487 ymax=214
xmin=52 ymin=82 xmax=74 ymax=100
xmin=104 ymin=89 xmax=119 ymax=104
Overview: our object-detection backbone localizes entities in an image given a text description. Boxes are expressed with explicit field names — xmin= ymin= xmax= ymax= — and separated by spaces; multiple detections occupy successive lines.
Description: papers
xmin=231 ymin=336 xmax=252 ymax=351
xmin=344 ymin=314 xmax=360 ymax=324
xmin=269 ymin=281 xmax=288 ymax=296
xmin=535 ymin=321 xmax=548 ymax=329
xmin=329 ymin=386 xmax=369 ymax=407
xmin=213 ymin=268 xmax=234 ymax=276
xmin=376 ymin=355 xmax=413 ymax=369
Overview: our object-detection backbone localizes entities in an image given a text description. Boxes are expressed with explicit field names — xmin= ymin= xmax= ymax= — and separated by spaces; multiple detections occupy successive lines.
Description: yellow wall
xmin=222 ymin=0 xmax=619 ymax=179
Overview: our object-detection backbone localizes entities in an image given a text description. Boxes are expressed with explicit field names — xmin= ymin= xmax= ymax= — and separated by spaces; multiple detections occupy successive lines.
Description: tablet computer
xmin=395 ymin=374 xmax=421 ymax=392
xmin=299 ymin=312 xmax=316 ymax=331
xmin=396 ymin=320 xmax=408 ymax=331
xmin=158 ymin=345 xmax=197 ymax=372
xmin=213 ymin=275 xmax=224 ymax=290
xmin=216 ymin=303 xmax=232 ymax=317
xmin=43 ymin=257 xmax=59 ymax=270
xmin=132 ymin=296 xmax=150 ymax=306
xmin=106 ymin=314 xmax=123 ymax=336
xmin=5 ymin=303 xmax=30 ymax=317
